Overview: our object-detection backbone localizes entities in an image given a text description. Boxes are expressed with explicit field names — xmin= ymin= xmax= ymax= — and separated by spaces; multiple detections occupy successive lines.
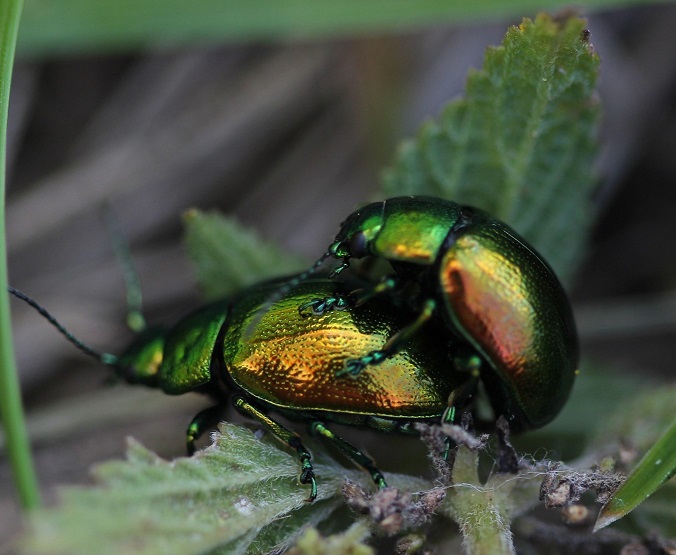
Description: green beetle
xmin=11 ymin=277 xmax=466 ymax=501
xmin=310 ymin=196 xmax=579 ymax=432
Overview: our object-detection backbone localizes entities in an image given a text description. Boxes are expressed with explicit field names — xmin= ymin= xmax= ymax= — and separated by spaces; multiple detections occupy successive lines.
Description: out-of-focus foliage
xmin=18 ymin=0 xmax=674 ymax=58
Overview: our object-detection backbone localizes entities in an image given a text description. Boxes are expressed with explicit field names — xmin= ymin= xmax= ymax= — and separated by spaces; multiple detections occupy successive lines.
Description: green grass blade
xmin=18 ymin=0 xmax=676 ymax=59
xmin=594 ymin=419 xmax=676 ymax=532
xmin=382 ymin=14 xmax=600 ymax=284
xmin=0 ymin=0 xmax=40 ymax=510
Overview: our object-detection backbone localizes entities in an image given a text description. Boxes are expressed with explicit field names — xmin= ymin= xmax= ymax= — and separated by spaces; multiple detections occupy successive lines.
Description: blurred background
xmin=2 ymin=1 xmax=676 ymax=550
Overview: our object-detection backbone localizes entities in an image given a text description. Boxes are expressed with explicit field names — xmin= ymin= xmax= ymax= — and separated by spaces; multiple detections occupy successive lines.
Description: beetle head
xmin=328 ymin=201 xmax=385 ymax=264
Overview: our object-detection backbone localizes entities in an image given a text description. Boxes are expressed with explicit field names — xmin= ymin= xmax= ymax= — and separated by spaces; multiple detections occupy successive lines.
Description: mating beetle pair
xmin=13 ymin=196 xmax=578 ymax=501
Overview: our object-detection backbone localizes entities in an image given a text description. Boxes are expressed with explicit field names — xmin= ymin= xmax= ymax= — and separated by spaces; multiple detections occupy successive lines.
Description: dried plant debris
xmin=495 ymin=415 xmax=519 ymax=475
xmin=539 ymin=463 xmax=625 ymax=508
xmin=287 ymin=522 xmax=374 ymax=555
xmin=414 ymin=418 xmax=490 ymax=484
xmin=342 ymin=481 xmax=445 ymax=537
xmin=395 ymin=533 xmax=434 ymax=555
xmin=560 ymin=504 xmax=591 ymax=526
xmin=414 ymin=423 xmax=452 ymax=484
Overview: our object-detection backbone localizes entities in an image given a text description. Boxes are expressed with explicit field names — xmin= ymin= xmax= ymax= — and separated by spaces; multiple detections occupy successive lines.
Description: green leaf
xmin=624 ymin=478 xmax=676 ymax=538
xmin=568 ymin=382 xmax=676 ymax=536
xmin=22 ymin=422 xmax=430 ymax=555
xmin=287 ymin=522 xmax=374 ymax=555
xmin=183 ymin=209 xmax=307 ymax=300
xmin=382 ymin=14 xmax=600 ymax=283
xmin=594 ymin=419 xmax=676 ymax=532
xmin=17 ymin=0 xmax=671 ymax=59
xmin=594 ymin=416 xmax=676 ymax=532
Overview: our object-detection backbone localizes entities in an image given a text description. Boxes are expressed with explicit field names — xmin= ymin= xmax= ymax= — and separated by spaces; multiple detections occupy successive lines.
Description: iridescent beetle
xmin=10 ymin=276 xmax=465 ymax=501
xmin=304 ymin=196 xmax=579 ymax=431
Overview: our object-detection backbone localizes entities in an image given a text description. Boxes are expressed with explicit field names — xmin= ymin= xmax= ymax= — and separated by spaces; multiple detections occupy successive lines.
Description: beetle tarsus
xmin=298 ymin=295 xmax=350 ymax=317
xmin=311 ymin=422 xmax=388 ymax=491
xmin=338 ymin=350 xmax=390 ymax=377
xmin=299 ymin=467 xmax=318 ymax=503
xmin=328 ymin=259 xmax=350 ymax=278
xmin=186 ymin=405 xmax=223 ymax=455
xmin=370 ymin=468 xmax=388 ymax=490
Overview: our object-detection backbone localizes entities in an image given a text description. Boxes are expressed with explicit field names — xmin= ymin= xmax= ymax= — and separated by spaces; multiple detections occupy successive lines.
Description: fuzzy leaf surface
xmin=23 ymin=422 xmax=430 ymax=555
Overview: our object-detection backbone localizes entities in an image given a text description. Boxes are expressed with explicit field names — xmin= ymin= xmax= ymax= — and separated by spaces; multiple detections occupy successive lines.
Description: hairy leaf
xmin=23 ymin=422 xmax=429 ymax=554
xmin=383 ymin=14 xmax=600 ymax=283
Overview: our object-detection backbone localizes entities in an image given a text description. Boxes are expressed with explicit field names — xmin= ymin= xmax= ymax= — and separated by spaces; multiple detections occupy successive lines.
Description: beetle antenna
xmin=282 ymin=250 xmax=334 ymax=293
xmin=8 ymin=287 xmax=119 ymax=366
xmin=102 ymin=205 xmax=146 ymax=333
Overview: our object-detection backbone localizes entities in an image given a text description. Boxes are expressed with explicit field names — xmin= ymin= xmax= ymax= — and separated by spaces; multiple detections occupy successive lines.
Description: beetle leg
xmin=339 ymin=298 xmax=436 ymax=376
xmin=441 ymin=370 xmax=481 ymax=460
xmin=298 ymin=294 xmax=350 ymax=317
xmin=233 ymin=396 xmax=318 ymax=502
xmin=336 ymin=350 xmax=390 ymax=377
xmin=301 ymin=277 xmax=400 ymax=319
xmin=348 ymin=276 xmax=399 ymax=307
xmin=186 ymin=405 xmax=225 ymax=455
xmin=328 ymin=259 xmax=350 ymax=277
xmin=382 ymin=298 xmax=436 ymax=350
xmin=440 ymin=405 xmax=458 ymax=462
xmin=310 ymin=421 xmax=387 ymax=489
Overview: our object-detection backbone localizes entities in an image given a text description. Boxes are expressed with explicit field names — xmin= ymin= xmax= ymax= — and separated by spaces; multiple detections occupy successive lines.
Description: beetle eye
xmin=348 ymin=231 xmax=368 ymax=258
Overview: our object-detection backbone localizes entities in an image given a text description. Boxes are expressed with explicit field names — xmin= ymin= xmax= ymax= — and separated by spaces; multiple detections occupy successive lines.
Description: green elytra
xmin=10 ymin=276 xmax=468 ymax=502
xmin=312 ymin=196 xmax=579 ymax=431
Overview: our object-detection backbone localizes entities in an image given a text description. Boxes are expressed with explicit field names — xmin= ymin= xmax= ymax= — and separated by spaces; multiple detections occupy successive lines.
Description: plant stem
xmin=446 ymin=446 xmax=515 ymax=555
xmin=0 ymin=0 xmax=40 ymax=510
